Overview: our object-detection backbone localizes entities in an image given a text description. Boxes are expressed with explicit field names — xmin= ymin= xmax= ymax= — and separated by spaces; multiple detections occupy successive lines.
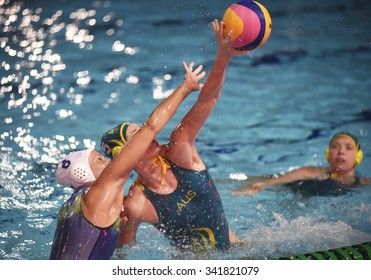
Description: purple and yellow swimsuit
xmin=49 ymin=186 xmax=120 ymax=260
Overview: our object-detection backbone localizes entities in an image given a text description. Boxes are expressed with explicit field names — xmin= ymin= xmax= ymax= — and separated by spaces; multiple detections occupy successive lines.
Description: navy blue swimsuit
xmin=139 ymin=160 xmax=230 ymax=250
xmin=289 ymin=177 xmax=361 ymax=196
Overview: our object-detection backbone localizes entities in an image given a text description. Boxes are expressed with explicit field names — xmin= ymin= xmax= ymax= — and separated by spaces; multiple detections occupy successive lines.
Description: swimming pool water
xmin=0 ymin=0 xmax=370 ymax=260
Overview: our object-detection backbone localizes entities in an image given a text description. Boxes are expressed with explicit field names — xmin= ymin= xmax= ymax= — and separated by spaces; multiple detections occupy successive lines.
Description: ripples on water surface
xmin=0 ymin=0 xmax=370 ymax=259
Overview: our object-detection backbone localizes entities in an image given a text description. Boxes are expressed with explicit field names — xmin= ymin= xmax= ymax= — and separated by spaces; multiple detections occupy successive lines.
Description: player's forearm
xmin=198 ymin=54 xmax=230 ymax=102
xmin=145 ymin=82 xmax=192 ymax=132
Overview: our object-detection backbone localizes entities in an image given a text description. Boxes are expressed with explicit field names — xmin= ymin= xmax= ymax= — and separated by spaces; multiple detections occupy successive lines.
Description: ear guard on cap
xmin=112 ymin=144 xmax=123 ymax=158
xmin=69 ymin=162 xmax=94 ymax=184
xmin=355 ymin=149 xmax=364 ymax=166
xmin=100 ymin=122 xmax=130 ymax=159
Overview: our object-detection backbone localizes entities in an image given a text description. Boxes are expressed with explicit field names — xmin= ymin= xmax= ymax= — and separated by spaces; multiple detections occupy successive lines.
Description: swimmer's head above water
xmin=56 ymin=149 xmax=96 ymax=188
xmin=100 ymin=122 xmax=130 ymax=159
xmin=101 ymin=122 xmax=170 ymax=186
xmin=326 ymin=132 xmax=363 ymax=167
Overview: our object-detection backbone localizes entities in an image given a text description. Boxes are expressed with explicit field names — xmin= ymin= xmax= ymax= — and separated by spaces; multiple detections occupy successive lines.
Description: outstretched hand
xmin=182 ymin=61 xmax=206 ymax=92
xmin=231 ymin=182 xmax=264 ymax=196
xmin=211 ymin=19 xmax=250 ymax=59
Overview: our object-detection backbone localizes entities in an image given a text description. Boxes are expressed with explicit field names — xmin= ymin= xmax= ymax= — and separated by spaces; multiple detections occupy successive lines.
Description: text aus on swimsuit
xmin=176 ymin=190 xmax=196 ymax=214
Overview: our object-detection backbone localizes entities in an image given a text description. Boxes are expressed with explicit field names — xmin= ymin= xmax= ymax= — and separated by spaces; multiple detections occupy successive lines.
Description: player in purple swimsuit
xmin=49 ymin=61 xmax=206 ymax=259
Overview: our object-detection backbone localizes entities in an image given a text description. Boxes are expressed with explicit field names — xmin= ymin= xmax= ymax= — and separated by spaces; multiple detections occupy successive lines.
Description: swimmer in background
xmin=49 ymin=61 xmax=206 ymax=260
xmin=100 ymin=19 xmax=248 ymax=251
xmin=232 ymin=132 xmax=371 ymax=196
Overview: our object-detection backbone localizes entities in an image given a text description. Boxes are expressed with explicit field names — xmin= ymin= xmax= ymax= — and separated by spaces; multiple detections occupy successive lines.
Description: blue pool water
xmin=0 ymin=0 xmax=370 ymax=260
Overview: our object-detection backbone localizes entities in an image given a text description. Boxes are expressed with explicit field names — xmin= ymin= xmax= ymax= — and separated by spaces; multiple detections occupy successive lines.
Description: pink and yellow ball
xmin=222 ymin=0 xmax=272 ymax=51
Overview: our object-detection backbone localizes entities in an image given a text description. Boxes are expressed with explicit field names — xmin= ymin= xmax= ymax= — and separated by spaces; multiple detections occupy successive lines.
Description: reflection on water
xmin=1 ymin=0 xmax=371 ymax=259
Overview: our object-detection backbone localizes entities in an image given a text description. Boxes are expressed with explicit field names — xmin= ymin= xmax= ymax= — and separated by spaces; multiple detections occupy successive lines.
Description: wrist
xmin=215 ymin=53 xmax=231 ymax=64
xmin=252 ymin=182 xmax=265 ymax=190
xmin=178 ymin=82 xmax=193 ymax=95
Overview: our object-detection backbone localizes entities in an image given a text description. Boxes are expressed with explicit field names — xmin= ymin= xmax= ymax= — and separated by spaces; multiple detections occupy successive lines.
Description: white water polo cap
xmin=56 ymin=149 xmax=96 ymax=188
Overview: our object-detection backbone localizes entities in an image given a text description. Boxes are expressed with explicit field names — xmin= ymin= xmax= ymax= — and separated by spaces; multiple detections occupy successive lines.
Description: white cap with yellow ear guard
xmin=325 ymin=132 xmax=363 ymax=167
